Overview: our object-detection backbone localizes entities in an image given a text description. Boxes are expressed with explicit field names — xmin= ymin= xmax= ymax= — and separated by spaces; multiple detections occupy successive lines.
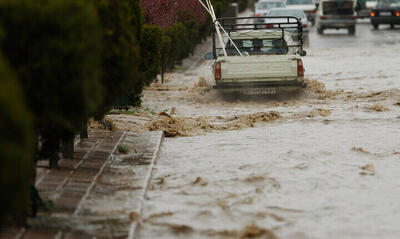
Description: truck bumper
xmin=319 ymin=19 xmax=356 ymax=29
xmin=371 ymin=16 xmax=400 ymax=25
xmin=213 ymin=80 xmax=306 ymax=94
xmin=357 ymin=9 xmax=372 ymax=18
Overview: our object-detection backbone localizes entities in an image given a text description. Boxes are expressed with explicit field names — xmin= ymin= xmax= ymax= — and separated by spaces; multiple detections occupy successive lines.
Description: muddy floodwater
xmin=110 ymin=22 xmax=400 ymax=238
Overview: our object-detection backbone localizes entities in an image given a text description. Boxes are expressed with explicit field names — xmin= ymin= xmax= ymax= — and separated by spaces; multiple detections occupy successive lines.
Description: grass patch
xmin=118 ymin=145 xmax=129 ymax=154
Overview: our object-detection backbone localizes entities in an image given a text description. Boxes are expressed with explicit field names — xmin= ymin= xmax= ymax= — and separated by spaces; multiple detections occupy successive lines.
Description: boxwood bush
xmin=238 ymin=0 xmax=249 ymax=12
xmin=93 ymin=0 xmax=143 ymax=109
xmin=0 ymin=0 xmax=104 ymax=167
xmin=0 ymin=54 xmax=34 ymax=226
xmin=141 ymin=25 xmax=162 ymax=85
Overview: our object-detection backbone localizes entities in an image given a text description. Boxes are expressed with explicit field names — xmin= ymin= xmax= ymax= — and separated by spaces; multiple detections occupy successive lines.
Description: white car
xmin=286 ymin=0 xmax=317 ymax=24
xmin=267 ymin=8 xmax=310 ymax=44
xmin=254 ymin=0 xmax=286 ymax=23
xmin=366 ymin=0 xmax=378 ymax=8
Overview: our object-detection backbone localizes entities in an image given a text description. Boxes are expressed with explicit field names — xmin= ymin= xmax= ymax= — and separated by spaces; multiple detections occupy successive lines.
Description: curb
xmin=127 ymin=130 xmax=164 ymax=239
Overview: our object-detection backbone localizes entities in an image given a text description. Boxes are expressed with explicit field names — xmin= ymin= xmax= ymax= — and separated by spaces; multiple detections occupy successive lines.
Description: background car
xmin=315 ymin=0 xmax=357 ymax=35
xmin=355 ymin=0 xmax=378 ymax=17
xmin=267 ymin=8 xmax=310 ymax=45
xmin=370 ymin=0 xmax=400 ymax=29
xmin=286 ymin=0 xmax=317 ymax=24
xmin=254 ymin=0 xmax=286 ymax=23
xmin=366 ymin=0 xmax=378 ymax=8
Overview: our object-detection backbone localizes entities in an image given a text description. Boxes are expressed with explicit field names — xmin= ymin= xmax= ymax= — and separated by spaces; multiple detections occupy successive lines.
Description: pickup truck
xmin=205 ymin=16 xmax=306 ymax=96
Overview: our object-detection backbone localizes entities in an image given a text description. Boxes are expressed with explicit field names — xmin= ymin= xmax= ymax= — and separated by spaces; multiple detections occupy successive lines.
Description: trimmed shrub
xmin=238 ymin=0 xmax=249 ymax=12
xmin=93 ymin=0 xmax=143 ymax=109
xmin=0 ymin=0 xmax=104 ymax=166
xmin=160 ymin=32 xmax=172 ymax=78
xmin=141 ymin=25 xmax=162 ymax=85
xmin=0 ymin=54 xmax=34 ymax=226
xmin=213 ymin=0 xmax=230 ymax=17
xmin=163 ymin=22 xmax=190 ymax=68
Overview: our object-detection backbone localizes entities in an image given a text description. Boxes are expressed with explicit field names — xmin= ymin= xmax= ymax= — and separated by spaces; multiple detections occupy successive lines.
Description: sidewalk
xmin=0 ymin=130 xmax=164 ymax=239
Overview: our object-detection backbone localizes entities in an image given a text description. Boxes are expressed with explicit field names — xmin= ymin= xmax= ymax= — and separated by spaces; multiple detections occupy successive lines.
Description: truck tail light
xmin=320 ymin=16 xmax=328 ymax=20
xmin=255 ymin=14 xmax=261 ymax=17
xmin=370 ymin=11 xmax=376 ymax=17
xmin=265 ymin=24 xmax=274 ymax=28
xmin=297 ymin=59 xmax=304 ymax=77
xmin=215 ymin=62 xmax=221 ymax=81
xmin=302 ymin=23 xmax=308 ymax=28
xmin=395 ymin=11 xmax=400 ymax=16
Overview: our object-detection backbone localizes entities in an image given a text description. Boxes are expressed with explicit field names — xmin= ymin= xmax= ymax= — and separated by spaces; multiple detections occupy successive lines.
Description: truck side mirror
xmin=297 ymin=49 xmax=307 ymax=56
xmin=205 ymin=52 xmax=214 ymax=60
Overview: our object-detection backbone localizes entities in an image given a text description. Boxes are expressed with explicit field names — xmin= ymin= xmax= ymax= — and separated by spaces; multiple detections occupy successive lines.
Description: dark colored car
xmin=370 ymin=0 xmax=400 ymax=29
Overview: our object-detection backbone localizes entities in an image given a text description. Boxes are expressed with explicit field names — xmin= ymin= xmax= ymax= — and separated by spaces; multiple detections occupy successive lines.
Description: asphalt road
xmin=136 ymin=19 xmax=400 ymax=239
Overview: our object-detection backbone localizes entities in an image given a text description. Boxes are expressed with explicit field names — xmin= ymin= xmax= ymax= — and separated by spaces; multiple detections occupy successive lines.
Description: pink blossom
xmin=141 ymin=0 xmax=207 ymax=28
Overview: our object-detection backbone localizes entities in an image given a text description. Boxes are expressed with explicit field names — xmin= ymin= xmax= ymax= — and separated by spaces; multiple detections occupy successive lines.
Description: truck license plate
xmin=380 ymin=12 xmax=392 ymax=16
xmin=244 ymin=87 xmax=276 ymax=95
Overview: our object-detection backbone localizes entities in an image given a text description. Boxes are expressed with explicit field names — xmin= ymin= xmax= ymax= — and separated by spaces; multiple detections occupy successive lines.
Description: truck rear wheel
xmin=373 ymin=24 xmax=379 ymax=30
xmin=317 ymin=27 xmax=324 ymax=35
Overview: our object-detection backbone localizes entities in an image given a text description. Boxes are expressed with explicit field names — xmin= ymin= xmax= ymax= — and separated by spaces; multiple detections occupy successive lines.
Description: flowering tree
xmin=141 ymin=0 xmax=207 ymax=28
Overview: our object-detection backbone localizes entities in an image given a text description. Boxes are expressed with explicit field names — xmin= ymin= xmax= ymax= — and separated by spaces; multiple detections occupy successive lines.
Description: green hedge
xmin=141 ymin=25 xmax=162 ymax=85
xmin=0 ymin=54 xmax=34 ymax=226
xmin=238 ymin=0 xmax=249 ymax=12
xmin=0 ymin=0 xmax=104 ymax=165
xmin=93 ymin=0 xmax=143 ymax=109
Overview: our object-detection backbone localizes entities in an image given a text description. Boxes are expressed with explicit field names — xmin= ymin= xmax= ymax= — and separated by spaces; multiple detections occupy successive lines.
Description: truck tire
xmin=390 ymin=24 xmax=394 ymax=29
xmin=348 ymin=26 xmax=355 ymax=35
xmin=373 ymin=24 xmax=379 ymax=30
xmin=317 ymin=27 xmax=323 ymax=34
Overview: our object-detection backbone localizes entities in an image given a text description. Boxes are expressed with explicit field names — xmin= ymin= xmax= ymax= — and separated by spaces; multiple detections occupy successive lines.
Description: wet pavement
xmin=134 ymin=20 xmax=400 ymax=238
xmin=0 ymin=131 xmax=164 ymax=239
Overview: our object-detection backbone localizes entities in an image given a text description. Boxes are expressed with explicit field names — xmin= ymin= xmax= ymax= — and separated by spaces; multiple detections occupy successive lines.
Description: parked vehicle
xmin=366 ymin=0 xmax=378 ymax=8
xmin=315 ymin=0 xmax=357 ymax=35
xmin=355 ymin=0 xmax=376 ymax=17
xmin=370 ymin=0 xmax=400 ymax=29
xmin=355 ymin=0 xmax=368 ymax=17
xmin=286 ymin=0 xmax=317 ymax=24
xmin=205 ymin=16 xmax=306 ymax=96
xmin=267 ymin=8 xmax=310 ymax=45
xmin=254 ymin=0 xmax=286 ymax=23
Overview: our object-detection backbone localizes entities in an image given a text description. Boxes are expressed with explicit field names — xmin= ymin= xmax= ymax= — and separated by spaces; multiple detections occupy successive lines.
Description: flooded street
xmin=131 ymin=22 xmax=400 ymax=238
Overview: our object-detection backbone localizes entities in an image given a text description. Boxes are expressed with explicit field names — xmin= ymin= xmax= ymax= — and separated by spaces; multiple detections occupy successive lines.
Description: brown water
xmin=106 ymin=22 xmax=400 ymax=238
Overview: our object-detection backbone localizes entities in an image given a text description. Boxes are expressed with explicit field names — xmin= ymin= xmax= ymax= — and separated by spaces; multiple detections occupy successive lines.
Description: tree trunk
xmin=80 ymin=121 xmax=88 ymax=139
xmin=161 ymin=63 xmax=165 ymax=84
xmin=49 ymin=151 xmax=59 ymax=169
xmin=62 ymin=135 xmax=74 ymax=159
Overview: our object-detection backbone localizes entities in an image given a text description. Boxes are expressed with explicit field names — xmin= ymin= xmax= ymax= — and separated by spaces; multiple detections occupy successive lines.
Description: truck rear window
xmin=322 ymin=1 xmax=354 ymax=15
xmin=226 ymin=39 xmax=288 ymax=55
